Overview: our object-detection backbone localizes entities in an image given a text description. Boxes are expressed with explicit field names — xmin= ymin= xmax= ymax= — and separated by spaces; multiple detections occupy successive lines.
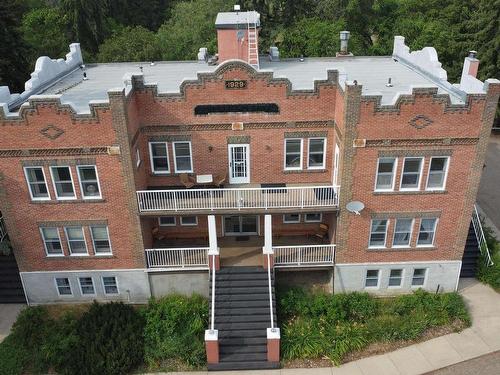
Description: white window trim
xmin=416 ymin=218 xmax=438 ymax=248
xmin=76 ymin=165 xmax=102 ymax=200
xmin=50 ymin=166 xmax=77 ymax=200
xmin=40 ymin=227 xmax=64 ymax=257
xmin=90 ymin=225 xmax=112 ymax=256
xmin=411 ymin=268 xmax=428 ymax=288
xmin=172 ymin=141 xmax=193 ymax=173
xmin=425 ymin=156 xmax=450 ymax=191
xmin=368 ymin=219 xmax=389 ymax=249
xmin=304 ymin=213 xmax=323 ymax=223
xmin=24 ymin=166 xmax=51 ymax=201
xmin=283 ymin=214 xmax=301 ymax=224
xmin=148 ymin=142 xmax=170 ymax=174
xmin=374 ymin=157 xmax=398 ymax=192
xmin=399 ymin=157 xmax=424 ymax=191
xmin=135 ymin=147 xmax=141 ymax=168
xmin=284 ymin=138 xmax=303 ymax=171
xmin=101 ymin=276 xmax=120 ymax=295
xmin=307 ymin=137 xmax=327 ymax=170
xmin=54 ymin=277 xmax=73 ymax=297
xmin=364 ymin=269 xmax=380 ymax=289
xmin=64 ymin=226 xmax=89 ymax=256
xmin=78 ymin=276 xmax=96 ymax=296
xmin=180 ymin=216 xmax=198 ymax=226
xmin=392 ymin=218 xmax=414 ymax=248
xmin=388 ymin=268 xmax=405 ymax=288
xmin=158 ymin=216 xmax=176 ymax=227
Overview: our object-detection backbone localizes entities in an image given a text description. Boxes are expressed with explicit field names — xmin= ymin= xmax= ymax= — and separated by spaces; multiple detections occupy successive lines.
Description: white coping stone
xmin=267 ymin=327 xmax=280 ymax=339
xmin=205 ymin=329 xmax=218 ymax=341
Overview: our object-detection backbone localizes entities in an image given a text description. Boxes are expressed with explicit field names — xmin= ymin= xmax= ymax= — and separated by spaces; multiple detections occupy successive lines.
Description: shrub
xmin=322 ymin=322 xmax=368 ymax=365
xmin=60 ymin=302 xmax=144 ymax=375
xmin=281 ymin=318 xmax=323 ymax=359
xmin=144 ymin=294 xmax=208 ymax=369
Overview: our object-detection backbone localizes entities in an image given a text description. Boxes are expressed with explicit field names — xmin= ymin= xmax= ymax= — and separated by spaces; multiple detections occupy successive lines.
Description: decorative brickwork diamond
xmin=40 ymin=125 xmax=64 ymax=140
xmin=409 ymin=115 xmax=433 ymax=129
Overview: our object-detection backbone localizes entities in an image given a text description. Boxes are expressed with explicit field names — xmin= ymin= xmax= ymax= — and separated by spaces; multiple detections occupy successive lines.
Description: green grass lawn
xmin=278 ymin=288 xmax=471 ymax=366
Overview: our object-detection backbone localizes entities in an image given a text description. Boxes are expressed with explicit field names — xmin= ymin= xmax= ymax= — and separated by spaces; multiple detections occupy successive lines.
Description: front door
xmin=224 ymin=215 xmax=259 ymax=236
xmin=228 ymin=144 xmax=250 ymax=184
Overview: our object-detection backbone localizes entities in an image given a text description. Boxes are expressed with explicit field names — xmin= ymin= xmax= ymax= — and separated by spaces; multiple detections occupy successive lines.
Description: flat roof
xmin=215 ymin=11 xmax=260 ymax=28
xmin=40 ymin=56 xmax=464 ymax=114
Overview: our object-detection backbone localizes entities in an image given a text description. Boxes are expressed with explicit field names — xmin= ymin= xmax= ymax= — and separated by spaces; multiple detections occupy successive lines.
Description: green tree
xmin=156 ymin=0 xmax=234 ymax=61
xmin=21 ymin=7 xmax=71 ymax=64
xmin=97 ymin=26 xmax=162 ymax=62
xmin=0 ymin=0 xmax=30 ymax=92
xmin=108 ymin=0 xmax=174 ymax=31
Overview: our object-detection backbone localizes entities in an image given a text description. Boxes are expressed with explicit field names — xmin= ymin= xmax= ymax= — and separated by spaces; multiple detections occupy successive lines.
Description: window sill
xmin=373 ymin=190 xmax=447 ymax=196
xmin=31 ymin=199 xmax=106 ymax=204
xmin=367 ymin=247 xmax=437 ymax=252
xmin=283 ymin=169 xmax=326 ymax=174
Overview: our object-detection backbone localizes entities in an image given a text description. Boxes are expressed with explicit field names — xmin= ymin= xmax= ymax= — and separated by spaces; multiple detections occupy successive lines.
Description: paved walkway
xmin=155 ymin=279 xmax=500 ymax=375
xmin=0 ymin=304 xmax=24 ymax=343
xmin=427 ymin=350 xmax=500 ymax=375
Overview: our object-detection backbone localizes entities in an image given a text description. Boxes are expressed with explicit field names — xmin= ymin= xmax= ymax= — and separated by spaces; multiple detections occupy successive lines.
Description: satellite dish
xmin=346 ymin=201 xmax=365 ymax=215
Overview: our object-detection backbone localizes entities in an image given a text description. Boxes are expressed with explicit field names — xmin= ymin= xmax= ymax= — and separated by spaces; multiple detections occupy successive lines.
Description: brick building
xmin=0 ymin=9 xmax=499 ymax=370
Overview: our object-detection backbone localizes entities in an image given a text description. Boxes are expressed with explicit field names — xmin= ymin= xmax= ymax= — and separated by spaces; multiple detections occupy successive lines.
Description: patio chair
xmin=180 ymin=173 xmax=196 ymax=188
xmin=151 ymin=226 xmax=165 ymax=242
xmin=214 ymin=171 xmax=227 ymax=187
xmin=313 ymin=223 xmax=329 ymax=242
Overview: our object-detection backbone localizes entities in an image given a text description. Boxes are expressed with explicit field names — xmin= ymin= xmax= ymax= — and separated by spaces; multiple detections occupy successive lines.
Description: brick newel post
xmin=208 ymin=254 xmax=220 ymax=271
xmin=267 ymin=328 xmax=280 ymax=362
xmin=263 ymin=252 xmax=274 ymax=269
xmin=205 ymin=329 xmax=219 ymax=364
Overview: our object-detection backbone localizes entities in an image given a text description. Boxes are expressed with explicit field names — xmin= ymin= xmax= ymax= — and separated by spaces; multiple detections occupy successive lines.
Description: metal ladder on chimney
xmin=247 ymin=12 xmax=259 ymax=69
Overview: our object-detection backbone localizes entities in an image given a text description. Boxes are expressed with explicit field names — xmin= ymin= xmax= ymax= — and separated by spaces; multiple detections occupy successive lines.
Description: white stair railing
xmin=472 ymin=205 xmax=494 ymax=266
xmin=145 ymin=248 xmax=209 ymax=269
xmin=0 ymin=212 xmax=6 ymax=242
xmin=273 ymin=245 xmax=335 ymax=267
xmin=267 ymin=254 xmax=274 ymax=329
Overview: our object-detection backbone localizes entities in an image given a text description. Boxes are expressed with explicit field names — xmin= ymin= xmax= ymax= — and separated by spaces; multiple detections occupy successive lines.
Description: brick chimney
xmin=215 ymin=9 xmax=260 ymax=67
xmin=460 ymin=51 xmax=481 ymax=92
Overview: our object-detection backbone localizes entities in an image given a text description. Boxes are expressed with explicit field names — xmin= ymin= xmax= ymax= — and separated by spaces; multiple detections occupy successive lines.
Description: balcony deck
xmin=137 ymin=184 xmax=339 ymax=215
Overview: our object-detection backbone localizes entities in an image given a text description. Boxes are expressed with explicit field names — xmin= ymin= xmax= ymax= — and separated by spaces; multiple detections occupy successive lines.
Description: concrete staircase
xmin=460 ymin=222 xmax=481 ymax=278
xmin=0 ymin=254 xmax=25 ymax=304
xmin=208 ymin=266 xmax=279 ymax=371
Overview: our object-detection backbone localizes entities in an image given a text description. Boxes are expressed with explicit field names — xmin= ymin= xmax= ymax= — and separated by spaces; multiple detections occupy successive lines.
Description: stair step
xmin=219 ymin=344 xmax=267 ymax=354
xmin=214 ymin=314 xmax=276 ymax=324
xmin=218 ymin=267 xmax=266 ymax=274
xmin=216 ymin=273 xmax=271 ymax=281
xmin=219 ymin=337 xmax=267 ymax=346
xmin=216 ymin=280 xmax=269 ymax=288
xmin=0 ymin=296 xmax=26 ymax=304
xmin=214 ymin=293 xmax=273 ymax=302
xmin=219 ymin=329 xmax=266 ymax=339
xmin=216 ymin=321 xmax=270 ymax=330
xmin=220 ymin=352 xmax=268 ymax=362
xmin=213 ymin=300 xmax=272 ymax=309
xmin=208 ymin=361 xmax=279 ymax=371
xmin=212 ymin=287 xmax=272 ymax=295
xmin=216 ymin=307 xmax=275 ymax=316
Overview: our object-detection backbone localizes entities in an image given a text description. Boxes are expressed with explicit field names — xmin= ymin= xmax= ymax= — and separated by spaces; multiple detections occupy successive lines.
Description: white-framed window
xmin=369 ymin=219 xmax=388 ymax=248
xmin=77 ymin=165 xmax=101 ymax=199
xmin=411 ymin=268 xmax=427 ymax=287
xmin=304 ymin=213 xmax=322 ymax=223
xmin=375 ymin=157 xmax=397 ymax=191
xmin=24 ymin=166 xmax=50 ymax=200
xmin=417 ymin=218 xmax=438 ymax=247
xmin=90 ymin=225 xmax=112 ymax=255
xmin=400 ymin=157 xmax=424 ymax=190
xmin=172 ymin=141 xmax=193 ymax=173
xmin=388 ymin=269 xmax=403 ymax=287
xmin=426 ymin=157 xmax=449 ymax=190
xmin=78 ymin=277 xmax=95 ymax=295
xmin=149 ymin=142 xmax=170 ymax=174
xmin=50 ymin=166 xmax=76 ymax=199
xmin=392 ymin=218 xmax=414 ymax=247
xmin=135 ymin=147 xmax=141 ymax=168
xmin=102 ymin=276 xmax=119 ymax=295
xmin=283 ymin=213 xmax=300 ymax=223
xmin=55 ymin=277 xmax=72 ymax=296
xmin=40 ymin=227 xmax=63 ymax=256
xmin=158 ymin=216 xmax=176 ymax=226
xmin=180 ymin=216 xmax=198 ymax=226
xmin=365 ymin=269 xmax=380 ymax=288
xmin=308 ymin=138 xmax=326 ymax=169
xmin=64 ymin=226 xmax=88 ymax=255
xmin=284 ymin=139 xmax=303 ymax=170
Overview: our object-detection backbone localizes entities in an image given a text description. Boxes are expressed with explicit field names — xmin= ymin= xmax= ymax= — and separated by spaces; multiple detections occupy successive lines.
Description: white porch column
xmin=208 ymin=215 xmax=219 ymax=255
xmin=263 ymin=214 xmax=273 ymax=254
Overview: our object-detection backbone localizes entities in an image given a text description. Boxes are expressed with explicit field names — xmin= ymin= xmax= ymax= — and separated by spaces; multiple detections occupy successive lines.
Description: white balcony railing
xmin=273 ymin=244 xmax=335 ymax=267
xmin=137 ymin=185 xmax=339 ymax=213
xmin=145 ymin=248 xmax=209 ymax=269
xmin=0 ymin=213 xmax=7 ymax=242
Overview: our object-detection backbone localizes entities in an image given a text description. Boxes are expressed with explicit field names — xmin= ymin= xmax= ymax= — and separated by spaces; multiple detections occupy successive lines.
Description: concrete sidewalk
xmin=0 ymin=304 xmax=24 ymax=343
xmin=156 ymin=279 xmax=500 ymax=375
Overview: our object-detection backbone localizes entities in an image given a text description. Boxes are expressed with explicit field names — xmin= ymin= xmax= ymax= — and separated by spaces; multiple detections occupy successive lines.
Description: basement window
xmin=194 ymin=103 xmax=279 ymax=115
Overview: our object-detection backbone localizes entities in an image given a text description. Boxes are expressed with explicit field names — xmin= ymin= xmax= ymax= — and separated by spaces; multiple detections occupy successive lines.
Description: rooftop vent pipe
xmin=337 ymin=31 xmax=353 ymax=57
